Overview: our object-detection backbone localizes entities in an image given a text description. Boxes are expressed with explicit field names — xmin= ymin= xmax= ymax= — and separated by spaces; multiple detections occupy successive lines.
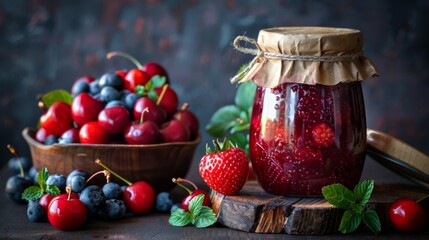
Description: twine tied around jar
xmin=230 ymin=35 xmax=364 ymax=84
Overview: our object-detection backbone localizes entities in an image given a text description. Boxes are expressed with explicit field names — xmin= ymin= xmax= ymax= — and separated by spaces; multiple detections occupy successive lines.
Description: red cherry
xmin=96 ymin=160 xmax=155 ymax=215
xmin=173 ymin=103 xmax=199 ymax=139
xmin=124 ymin=121 xmax=160 ymax=144
xmin=72 ymin=93 xmax=105 ymax=127
xmin=39 ymin=193 xmax=56 ymax=213
xmin=389 ymin=197 xmax=427 ymax=232
xmin=35 ymin=127 xmax=54 ymax=143
xmin=133 ymin=97 xmax=166 ymax=125
xmin=48 ymin=192 xmax=87 ymax=231
xmin=141 ymin=62 xmax=169 ymax=83
xmin=40 ymin=102 xmax=73 ymax=136
xmin=155 ymin=84 xmax=178 ymax=117
xmin=123 ymin=181 xmax=155 ymax=214
xmin=79 ymin=121 xmax=111 ymax=144
xmin=160 ymin=119 xmax=190 ymax=143
xmin=124 ymin=69 xmax=151 ymax=93
xmin=39 ymin=192 xmax=79 ymax=213
xmin=172 ymin=178 xmax=211 ymax=212
xmin=115 ymin=70 xmax=127 ymax=79
xmin=98 ymin=106 xmax=131 ymax=134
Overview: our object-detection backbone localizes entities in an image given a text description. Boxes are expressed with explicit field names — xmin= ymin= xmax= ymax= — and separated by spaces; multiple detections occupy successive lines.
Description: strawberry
xmin=199 ymin=139 xmax=249 ymax=195
xmin=312 ymin=122 xmax=335 ymax=147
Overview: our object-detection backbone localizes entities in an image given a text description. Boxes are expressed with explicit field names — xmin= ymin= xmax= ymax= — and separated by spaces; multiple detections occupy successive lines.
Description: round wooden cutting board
xmin=210 ymin=181 xmax=429 ymax=235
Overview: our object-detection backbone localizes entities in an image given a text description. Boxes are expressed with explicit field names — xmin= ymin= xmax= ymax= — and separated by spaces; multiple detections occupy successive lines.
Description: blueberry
xmin=99 ymin=72 xmax=124 ymax=90
xmin=66 ymin=169 xmax=89 ymax=186
xmin=8 ymin=156 xmax=32 ymax=173
xmin=155 ymin=192 xmax=174 ymax=212
xmin=124 ymin=93 xmax=138 ymax=112
xmin=89 ymin=80 xmax=101 ymax=95
xmin=72 ymin=80 xmax=89 ymax=97
xmin=46 ymin=174 xmax=66 ymax=192
xmin=170 ymin=203 xmax=182 ymax=213
xmin=27 ymin=200 xmax=46 ymax=222
xmin=105 ymin=100 xmax=125 ymax=109
xmin=104 ymin=199 xmax=126 ymax=219
xmin=100 ymin=86 xmax=120 ymax=102
xmin=102 ymin=182 xmax=122 ymax=200
xmin=80 ymin=185 xmax=105 ymax=216
xmin=70 ymin=175 xmax=86 ymax=193
xmin=5 ymin=175 xmax=33 ymax=204
xmin=44 ymin=135 xmax=59 ymax=145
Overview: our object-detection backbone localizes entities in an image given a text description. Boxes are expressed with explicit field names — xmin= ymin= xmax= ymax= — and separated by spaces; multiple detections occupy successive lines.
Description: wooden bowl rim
xmin=22 ymin=127 xmax=201 ymax=150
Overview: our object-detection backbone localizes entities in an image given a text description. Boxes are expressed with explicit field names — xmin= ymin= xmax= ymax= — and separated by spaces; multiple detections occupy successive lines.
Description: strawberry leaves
xmin=22 ymin=167 xmax=60 ymax=201
xmin=322 ymin=179 xmax=381 ymax=235
xmin=169 ymin=194 xmax=217 ymax=228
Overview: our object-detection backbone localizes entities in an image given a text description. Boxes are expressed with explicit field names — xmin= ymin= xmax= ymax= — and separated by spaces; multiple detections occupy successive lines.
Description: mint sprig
xmin=169 ymin=194 xmax=217 ymax=228
xmin=322 ymin=179 xmax=381 ymax=235
xmin=22 ymin=167 xmax=60 ymax=201
xmin=135 ymin=75 xmax=166 ymax=100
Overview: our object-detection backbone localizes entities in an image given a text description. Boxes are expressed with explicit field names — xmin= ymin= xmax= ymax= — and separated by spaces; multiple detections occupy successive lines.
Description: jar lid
xmin=367 ymin=129 xmax=429 ymax=188
xmin=231 ymin=26 xmax=379 ymax=88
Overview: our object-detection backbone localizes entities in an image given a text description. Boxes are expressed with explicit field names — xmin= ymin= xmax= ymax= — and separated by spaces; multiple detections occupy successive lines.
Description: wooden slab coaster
xmin=210 ymin=181 xmax=428 ymax=235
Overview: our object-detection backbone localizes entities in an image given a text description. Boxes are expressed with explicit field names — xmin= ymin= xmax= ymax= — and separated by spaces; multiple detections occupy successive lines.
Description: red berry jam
xmin=249 ymin=82 xmax=366 ymax=196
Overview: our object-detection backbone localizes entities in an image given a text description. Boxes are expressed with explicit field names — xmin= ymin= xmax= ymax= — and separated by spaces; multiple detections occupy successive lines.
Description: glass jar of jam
xmin=231 ymin=27 xmax=378 ymax=196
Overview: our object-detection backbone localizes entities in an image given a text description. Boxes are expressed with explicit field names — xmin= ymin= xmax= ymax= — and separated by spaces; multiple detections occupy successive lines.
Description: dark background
xmin=1 ymin=0 xmax=428 ymax=187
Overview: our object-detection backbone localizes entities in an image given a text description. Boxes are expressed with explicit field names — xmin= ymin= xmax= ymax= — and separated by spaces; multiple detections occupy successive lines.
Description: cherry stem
xmin=66 ymin=186 xmax=72 ymax=201
xmin=106 ymin=51 xmax=143 ymax=69
xmin=181 ymin=103 xmax=189 ymax=111
xmin=176 ymin=177 xmax=198 ymax=190
xmin=86 ymin=170 xmax=110 ymax=184
xmin=7 ymin=145 xmax=24 ymax=178
xmin=95 ymin=159 xmax=132 ymax=186
xmin=416 ymin=194 xmax=429 ymax=203
xmin=156 ymin=84 xmax=169 ymax=105
xmin=140 ymin=107 xmax=149 ymax=124
xmin=172 ymin=178 xmax=192 ymax=194
xmin=38 ymin=101 xmax=47 ymax=113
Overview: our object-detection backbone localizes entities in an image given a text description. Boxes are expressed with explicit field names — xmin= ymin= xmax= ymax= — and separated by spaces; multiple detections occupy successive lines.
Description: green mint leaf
xmin=21 ymin=186 xmax=43 ymax=201
xmin=150 ymin=75 xmax=166 ymax=88
xmin=206 ymin=105 xmax=242 ymax=137
xmin=322 ymin=183 xmax=356 ymax=209
xmin=235 ymin=80 xmax=256 ymax=111
xmin=353 ymin=179 xmax=374 ymax=208
xmin=42 ymin=89 xmax=73 ymax=108
xmin=135 ymin=85 xmax=145 ymax=96
xmin=169 ymin=208 xmax=192 ymax=227
xmin=189 ymin=194 xmax=204 ymax=216
xmin=362 ymin=210 xmax=381 ymax=235
xmin=37 ymin=167 xmax=49 ymax=191
xmin=339 ymin=209 xmax=362 ymax=234
xmin=145 ymin=80 xmax=154 ymax=92
xmin=46 ymin=185 xmax=61 ymax=196
xmin=193 ymin=206 xmax=217 ymax=228
xmin=147 ymin=90 xmax=158 ymax=102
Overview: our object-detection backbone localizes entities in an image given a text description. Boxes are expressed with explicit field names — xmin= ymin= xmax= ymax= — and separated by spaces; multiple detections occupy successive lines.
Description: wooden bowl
xmin=22 ymin=128 xmax=200 ymax=193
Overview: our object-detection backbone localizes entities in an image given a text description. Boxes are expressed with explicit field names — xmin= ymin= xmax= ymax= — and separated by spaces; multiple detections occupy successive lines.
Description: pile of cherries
xmin=36 ymin=52 xmax=199 ymax=145
xmin=5 ymin=145 xmax=212 ymax=231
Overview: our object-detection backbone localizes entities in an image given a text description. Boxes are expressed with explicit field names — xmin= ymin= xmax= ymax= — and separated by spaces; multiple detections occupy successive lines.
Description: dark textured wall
xmin=1 ymin=0 xmax=428 ymax=186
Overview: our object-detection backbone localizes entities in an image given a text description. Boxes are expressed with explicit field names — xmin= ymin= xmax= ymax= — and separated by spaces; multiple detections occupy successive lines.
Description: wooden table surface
xmin=1 ymin=166 xmax=428 ymax=240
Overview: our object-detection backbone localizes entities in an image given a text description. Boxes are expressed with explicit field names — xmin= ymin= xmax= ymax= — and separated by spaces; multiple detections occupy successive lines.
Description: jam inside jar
xmin=249 ymin=81 xmax=367 ymax=196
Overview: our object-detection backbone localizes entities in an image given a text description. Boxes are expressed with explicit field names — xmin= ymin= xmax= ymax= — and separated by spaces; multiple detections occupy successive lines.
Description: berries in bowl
xmin=22 ymin=53 xmax=200 ymax=193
